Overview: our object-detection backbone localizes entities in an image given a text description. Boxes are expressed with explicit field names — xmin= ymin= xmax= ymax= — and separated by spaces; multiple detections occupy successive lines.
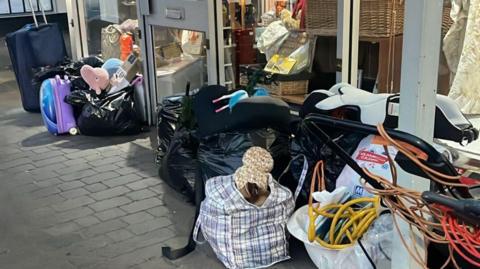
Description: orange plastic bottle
xmin=120 ymin=33 xmax=133 ymax=61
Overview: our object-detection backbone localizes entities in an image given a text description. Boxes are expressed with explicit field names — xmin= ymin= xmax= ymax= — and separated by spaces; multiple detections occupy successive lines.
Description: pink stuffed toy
xmin=80 ymin=65 xmax=110 ymax=94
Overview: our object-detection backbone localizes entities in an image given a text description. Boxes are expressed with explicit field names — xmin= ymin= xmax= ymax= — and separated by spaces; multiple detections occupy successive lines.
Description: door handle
xmin=165 ymin=8 xmax=184 ymax=20
xmin=70 ymin=19 xmax=74 ymax=27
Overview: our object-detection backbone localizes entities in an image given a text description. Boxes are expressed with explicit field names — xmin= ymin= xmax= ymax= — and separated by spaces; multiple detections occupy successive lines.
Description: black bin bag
xmin=77 ymin=86 xmax=142 ymax=136
xmin=160 ymin=127 xmax=198 ymax=201
xmin=288 ymin=120 xmax=366 ymax=206
xmin=156 ymin=92 xmax=199 ymax=202
xmin=156 ymin=96 xmax=184 ymax=161
xmin=197 ymin=129 xmax=290 ymax=193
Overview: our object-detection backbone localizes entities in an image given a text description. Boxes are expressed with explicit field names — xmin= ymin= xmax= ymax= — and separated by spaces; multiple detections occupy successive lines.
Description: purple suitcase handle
xmin=53 ymin=75 xmax=77 ymax=135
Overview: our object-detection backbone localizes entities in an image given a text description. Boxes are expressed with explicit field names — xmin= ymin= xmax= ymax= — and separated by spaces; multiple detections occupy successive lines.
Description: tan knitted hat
xmin=234 ymin=147 xmax=274 ymax=191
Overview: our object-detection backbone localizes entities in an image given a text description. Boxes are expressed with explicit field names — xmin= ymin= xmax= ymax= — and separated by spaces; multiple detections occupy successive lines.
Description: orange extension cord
xmin=355 ymin=124 xmax=480 ymax=269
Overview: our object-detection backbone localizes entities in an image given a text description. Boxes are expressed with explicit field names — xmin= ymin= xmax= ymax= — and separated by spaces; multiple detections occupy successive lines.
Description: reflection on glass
xmin=10 ymin=0 xmax=24 ymax=13
xmin=153 ymin=26 xmax=207 ymax=102
xmin=84 ymin=0 xmax=138 ymax=56
xmin=0 ymin=0 xmax=10 ymax=14
xmin=24 ymin=0 xmax=37 ymax=12
xmin=39 ymin=0 xmax=52 ymax=11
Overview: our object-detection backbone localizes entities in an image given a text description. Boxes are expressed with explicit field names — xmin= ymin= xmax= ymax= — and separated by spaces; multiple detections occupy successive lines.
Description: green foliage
xmin=179 ymin=95 xmax=196 ymax=130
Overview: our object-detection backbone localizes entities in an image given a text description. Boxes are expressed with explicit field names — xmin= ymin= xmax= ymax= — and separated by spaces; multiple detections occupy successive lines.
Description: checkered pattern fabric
xmin=194 ymin=174 xmax=295 ymax=269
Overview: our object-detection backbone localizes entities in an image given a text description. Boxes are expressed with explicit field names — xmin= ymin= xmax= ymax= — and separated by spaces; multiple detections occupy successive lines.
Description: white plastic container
xmin=155 ymin=56 xmax=204 ymax=103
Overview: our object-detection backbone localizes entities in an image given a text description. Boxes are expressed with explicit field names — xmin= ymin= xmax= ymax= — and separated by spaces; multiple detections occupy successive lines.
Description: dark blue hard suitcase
xmin=6 ymin=24 xmax=39 ymax=112
xmin=6 ymin=3 xmax=67 ymax=113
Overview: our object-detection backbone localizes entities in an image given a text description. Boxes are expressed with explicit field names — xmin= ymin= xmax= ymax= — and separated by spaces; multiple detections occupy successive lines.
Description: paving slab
xmin=0 ymin=70 xmax=316 ymax=269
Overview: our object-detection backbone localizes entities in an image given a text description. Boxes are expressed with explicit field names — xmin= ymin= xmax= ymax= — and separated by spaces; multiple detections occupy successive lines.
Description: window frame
xmin=0 ymin=0 xmax=54 ymax=15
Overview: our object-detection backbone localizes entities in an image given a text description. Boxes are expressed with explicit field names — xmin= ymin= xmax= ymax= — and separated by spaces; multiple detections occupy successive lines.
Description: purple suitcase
xmin=40 ymin=75 xmax=78 ymax=135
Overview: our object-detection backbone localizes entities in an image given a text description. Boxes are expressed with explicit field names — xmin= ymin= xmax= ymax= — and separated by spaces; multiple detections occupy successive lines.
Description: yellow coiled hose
xmin=308 ymin=196 xmax=380 ymax=250
xmin=308 ymin=161 xmax=380 ymax=250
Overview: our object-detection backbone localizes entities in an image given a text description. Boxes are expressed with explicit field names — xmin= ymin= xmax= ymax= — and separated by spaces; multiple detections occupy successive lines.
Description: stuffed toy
xmin=101 ymin=58 xmax=123 ymax=79
xmin=80 ymin=65 xmax=110 ymax=95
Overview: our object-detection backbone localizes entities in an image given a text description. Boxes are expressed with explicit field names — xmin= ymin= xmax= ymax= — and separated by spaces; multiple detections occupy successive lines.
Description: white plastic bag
xmin=287 ymin=205 xmax=393 ymax=269
xmin=288 ymin=40 xmax=311 ymax=74
xmin=336 ymin=135 xmax=399 ymax=198
xmin=257 ymin=21 xmax=289 ymax=59
xmin=336 ymin=214 xmax=393 ymax=269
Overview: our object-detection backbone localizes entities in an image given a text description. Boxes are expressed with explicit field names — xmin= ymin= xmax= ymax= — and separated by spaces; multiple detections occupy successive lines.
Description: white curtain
xmin=445 ymin=0 xmax=480 ymax=113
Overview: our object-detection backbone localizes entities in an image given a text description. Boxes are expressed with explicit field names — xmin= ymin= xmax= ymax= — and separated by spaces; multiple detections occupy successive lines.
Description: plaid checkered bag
xmin=194 ymin=155 xmax=308 ymax=269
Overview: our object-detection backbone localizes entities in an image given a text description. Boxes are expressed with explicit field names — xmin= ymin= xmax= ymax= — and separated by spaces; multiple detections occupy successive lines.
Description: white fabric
xmin=447 ymin=0 xmax=480 ymax=113
xmin=444 ymin=0 xmax=470 ymax=74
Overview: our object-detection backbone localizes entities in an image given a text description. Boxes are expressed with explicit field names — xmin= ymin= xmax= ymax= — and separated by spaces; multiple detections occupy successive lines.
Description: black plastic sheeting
xmin=33 ymin=56 xmax=104 ymax=82
xmin=156 ymin=96 xmax=184 ymax=161
xmin=64 ymin=83 xmax=90 ymax=119
xmin=197 ymin=129 xmax=291 ymax=195
xmin=77 ymin=86 xmax=142 ymax=136
xmin=158 ymin=128 xmax=290 ymax=203
xmin=156 ymin=95 xmax=198 ymax=202
xmin=160 ymin=127 xmax=198 ymax=202
xmin=288 ymin=120 xmax=366 ymax=206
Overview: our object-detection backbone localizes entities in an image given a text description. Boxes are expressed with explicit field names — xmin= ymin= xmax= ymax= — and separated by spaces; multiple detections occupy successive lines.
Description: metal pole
xmin=336 ymin=0 xmax=343 ymax=83
xmin=341 ymin=0 xmax=350 ymax=83
xmin=65 ymin=0 xmax=82 ymax=60
xmin=350 ymin=0 xmax=360 ymax=87
xmin=207 ymin=0 xmax=219 ymax=85
xmin=392 ymin=0 xmax=444 ymax=268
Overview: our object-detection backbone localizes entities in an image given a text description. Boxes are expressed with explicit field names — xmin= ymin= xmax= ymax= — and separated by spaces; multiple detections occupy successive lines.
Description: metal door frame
xmin=66 ymin=0 xmax=88 ymax=60
xmin=137 ymin=0 xmax=219 ymax=125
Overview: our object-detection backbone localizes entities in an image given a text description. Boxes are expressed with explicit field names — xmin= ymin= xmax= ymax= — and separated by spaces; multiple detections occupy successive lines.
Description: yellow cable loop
xmin=308 ymin=196 xmax=380 ymax=249
xmin=329 ymin=197 xmax=377 ymax=244
xmin=334 ymin=209 xmax=375 ymax=245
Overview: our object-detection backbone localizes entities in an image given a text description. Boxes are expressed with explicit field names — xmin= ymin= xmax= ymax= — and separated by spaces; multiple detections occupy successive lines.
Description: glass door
xmin=66 ymin=0 xmax=140 ymax=60
xmin=66 ymin=0 xmax=150 ymax=123
xmin=138 ymin=0 xmax=219 ymax=122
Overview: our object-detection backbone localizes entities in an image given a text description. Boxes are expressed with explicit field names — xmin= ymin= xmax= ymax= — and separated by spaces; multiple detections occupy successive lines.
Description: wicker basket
xmin=306 ymin=0 xmax=454 ymax=39
xmin=442 ymin=7 xmax=453 ymax=37
xmin=263 ymin=80 xmax=309 ymax=96
xmin=306 ymin=0 xmax=405 ymax=38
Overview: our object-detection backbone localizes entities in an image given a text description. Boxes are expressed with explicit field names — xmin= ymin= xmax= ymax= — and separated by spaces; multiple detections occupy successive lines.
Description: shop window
xmin=220 ymin=0 xmax=321 ymax=103
xmin=152 ymin=26 xmax=208 ymax=103
xmin=0 ymin=0 xmax=53 ymax=14
xmin=83 ymin=0 xmax=138 ymax=57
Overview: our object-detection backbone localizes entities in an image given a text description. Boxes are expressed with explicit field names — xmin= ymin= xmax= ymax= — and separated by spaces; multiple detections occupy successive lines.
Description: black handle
xmin=422 ymin=191 xmax=480 ymax=225
xmin=304 ymin=114 xmax=458 ymax=175
xmin=301 ymin=117 xmax=385 ymax=190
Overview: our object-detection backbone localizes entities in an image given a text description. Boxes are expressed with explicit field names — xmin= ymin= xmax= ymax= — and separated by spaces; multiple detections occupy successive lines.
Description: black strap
xmin=162 ymin=167 xmax=206 ymax=259
xmin=358 ymin=238 xmax=377 ymax=269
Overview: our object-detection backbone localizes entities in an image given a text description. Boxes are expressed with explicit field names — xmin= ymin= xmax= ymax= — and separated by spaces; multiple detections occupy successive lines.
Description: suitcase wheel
xmin=69 ymin=128 xmax=79 ymax=136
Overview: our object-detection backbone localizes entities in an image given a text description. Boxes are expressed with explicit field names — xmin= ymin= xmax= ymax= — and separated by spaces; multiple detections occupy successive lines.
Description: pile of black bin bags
xmin=156 ymin=85 xmax=293 ymax=203
xmin=156 ymin=85 xmax=368 ymax=204
xmin=33 ymin=57 xmax=142 ymax=136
